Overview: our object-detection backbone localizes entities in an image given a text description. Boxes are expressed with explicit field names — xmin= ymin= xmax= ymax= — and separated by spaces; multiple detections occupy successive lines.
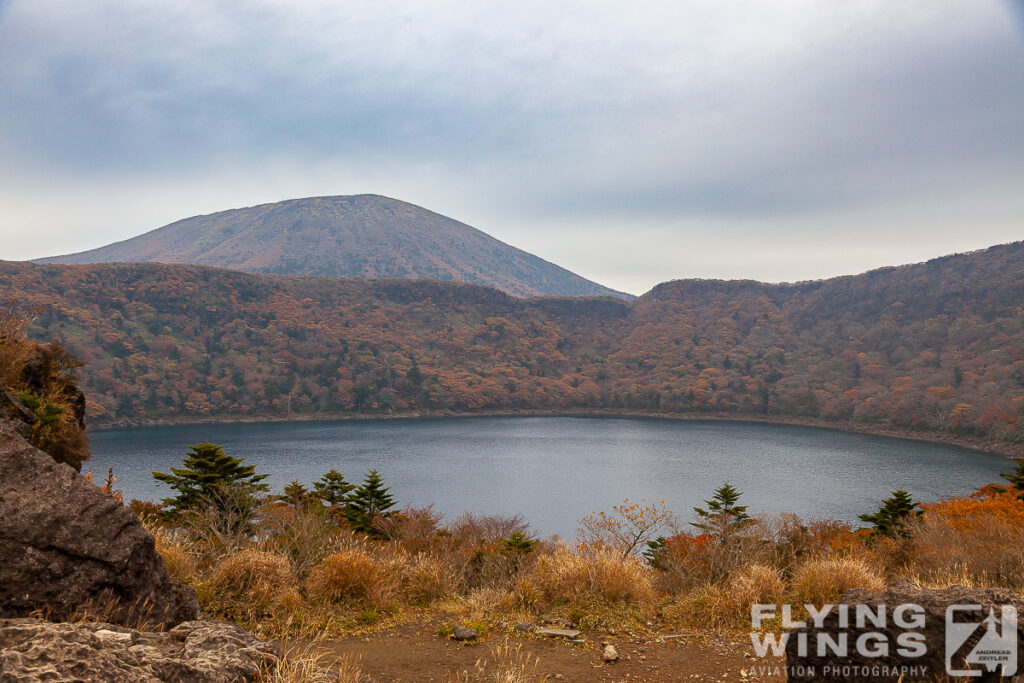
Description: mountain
xmin=3 ymin=240 xmax=1024 ymax=451
xmin=37 ymin=195 xmax=630 ymax=300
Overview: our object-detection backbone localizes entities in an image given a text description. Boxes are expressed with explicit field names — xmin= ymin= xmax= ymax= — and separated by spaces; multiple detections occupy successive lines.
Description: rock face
xmin=785 ymin=581 xmax=1024 ymax=682
xmin=0 ymin=421 xmax=197 ymax=628
xmin=0 ymin=618 xmax=272 ymax=682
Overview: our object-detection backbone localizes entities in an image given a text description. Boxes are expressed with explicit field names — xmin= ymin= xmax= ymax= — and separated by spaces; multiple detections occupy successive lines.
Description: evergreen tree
xmin=692 ymin=482 xmax=753 ymax=540
xmin=859 ymin=489 xmax=921 ymax=537
xmin=344 ymin=469 xmax=396 ymax=534
xmin=276 ymin=480 xmax=315 ymax=509
xmin=152 ymin=442 xmax=268 ymax=515
xmin=643 ymin=536 xmax=669 ymax=570
xmin=313 ymin=468 xmax=356 ymax=508
xmin=1000 ymin=458 xmax=1024 ymax=500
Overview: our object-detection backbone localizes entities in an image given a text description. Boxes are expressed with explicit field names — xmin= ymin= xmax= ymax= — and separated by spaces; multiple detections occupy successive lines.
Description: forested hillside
xmin=2 ymin=240 xmax=1023 ymax=448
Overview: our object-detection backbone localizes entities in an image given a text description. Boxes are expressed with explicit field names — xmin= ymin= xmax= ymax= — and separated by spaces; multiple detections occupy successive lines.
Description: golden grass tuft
xmin=210 ymin=548 xmax=296 ymax=605
xmin=727 ymin=563 xmax=786 ymax=611
xmin=152 ymin=529 xmax=199 ymax=583
xmin=442 ymin=639 xmax=548 ymax=683
xmin=791 ymin=556 xmax=885 ymax=606
xmin=529 ymin=543 xmax=654 ymax=606
xmin=404 ymin=554 xmax=459 ymax=605
xmin=259 ymin=643 xmax=364 ymax=683
xmin=304 ymin=548 xmax=405 ymax=609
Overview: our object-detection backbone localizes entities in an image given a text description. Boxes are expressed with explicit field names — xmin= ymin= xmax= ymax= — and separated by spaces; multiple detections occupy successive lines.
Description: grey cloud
xmin=1 ymin=0 xmax=1023 ymax=293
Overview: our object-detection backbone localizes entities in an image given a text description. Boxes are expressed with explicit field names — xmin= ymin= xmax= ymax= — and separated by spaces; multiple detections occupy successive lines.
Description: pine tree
xmin=1000 ymin=458 xmax=1024 ymax=500
xmin=344 ymin=469 xmax=396 ymax=534
xmin=152 ymin=442 xmax=269 ymax=515
xmin=692 ymin=482 xmax=753 ymax=540
xmin=859 ymin=489 xmax=921 ymax=537
xmin=313 ymin=469 xmax=355 ymax=508
xmin=276 ymin=480 xmax=314 ymax=508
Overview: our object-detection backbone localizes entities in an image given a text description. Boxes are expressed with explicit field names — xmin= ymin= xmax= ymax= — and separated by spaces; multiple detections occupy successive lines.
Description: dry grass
xmin=404 ymin=553 xmax=460 ymax=605
xmin=529 ymin=543 xmax=654 ymax=606
xmin=443 ymin=640 xmax=548 ymax=683
xmin=151 ymin=528 xmax=200 ymax=583
xmin=259 ymin=643 xmax=364 ymax=683
xmin=663 ymin=564 xmax=785 ymax=632
xmin=304 ymin=548 xmax=405 ymax=609
xmin=791 ymin=556 xmax=885 ymax=606
xmin=209 ymin=548 xmax=297 ymax=605
xmin=907 ymin=507 xmax=1024 ymax=591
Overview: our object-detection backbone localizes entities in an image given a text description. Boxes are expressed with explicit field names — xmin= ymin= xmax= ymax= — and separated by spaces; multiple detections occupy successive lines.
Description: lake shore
xmin=89 ymin=408 xmax=1023 ymax=459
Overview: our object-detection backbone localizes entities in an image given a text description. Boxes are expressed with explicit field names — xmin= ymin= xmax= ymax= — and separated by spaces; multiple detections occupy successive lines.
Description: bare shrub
xmin=181 ymin=486 xmax=263 ymax=555
xmin=577 ymin=498 xmax=678 ymax=556
xmin=375 ymin=505 xmax=444 ymax=554
xmin=908 ymin=512 xmax=1024 ymax=591
xmin=755 ymin=514 xmax=857 ymax=576
xmin=258 ymin=502 xmax=352 ymax=579
xmin=448 ymin=513 xmax=531 ymax=545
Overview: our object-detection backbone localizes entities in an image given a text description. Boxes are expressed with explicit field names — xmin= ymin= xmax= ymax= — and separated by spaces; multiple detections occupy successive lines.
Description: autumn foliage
xmin=1 ymin=247 xmax=1023 ymax=450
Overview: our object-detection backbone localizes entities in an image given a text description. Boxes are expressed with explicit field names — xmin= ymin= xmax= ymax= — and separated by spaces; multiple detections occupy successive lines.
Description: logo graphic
xmin=946 ymin=604 xmax=1017 ymax=677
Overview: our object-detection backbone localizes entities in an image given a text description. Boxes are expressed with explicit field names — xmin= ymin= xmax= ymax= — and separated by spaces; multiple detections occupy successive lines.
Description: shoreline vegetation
xmin=90 ymin=408 xmax=1024 ymax=459
xmin=130 ymin=442 xmax=1024 ymax=654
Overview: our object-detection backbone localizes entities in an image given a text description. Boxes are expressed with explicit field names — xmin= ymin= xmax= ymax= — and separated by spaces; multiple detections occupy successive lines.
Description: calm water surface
xmin=87 ymin=417 xmax=1010 ymax=539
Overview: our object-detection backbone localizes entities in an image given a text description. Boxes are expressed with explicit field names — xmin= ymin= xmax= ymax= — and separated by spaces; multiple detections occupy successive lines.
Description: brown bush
xmin=258 ymin=502 xmax=352 ymax=579
xmin=664 ymin=564 xmax=785 ymax=632
xmin=404 ymin=553 xmax=460 ymax=605
xmin=908 ymin=510 xmax=1024 ymax=591
xmin=209 ymin=548 xmax=296 ymax=605
xmin=791 ymin=556 xmax=885 ymax=606
xmin=305 ymin=548 xmax=405 ymax=609
xmin=529 ymin=543 xmax=654 ymax=606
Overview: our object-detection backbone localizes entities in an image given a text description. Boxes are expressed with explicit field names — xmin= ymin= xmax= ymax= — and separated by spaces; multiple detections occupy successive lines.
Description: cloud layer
xmin=2 ymin=1 xmax=1023 ymax=294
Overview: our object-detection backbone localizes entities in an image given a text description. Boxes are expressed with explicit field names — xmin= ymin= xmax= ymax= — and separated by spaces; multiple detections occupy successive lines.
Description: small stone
xmin=603 ymin=645 xmax=619 ymax=663
xmin=537 ymin=628 xmax=582 ymax=639
xmin=451 ymin=626 xmax=478 ymax=642
xmin=93 ymin=629 xmax=133 ymax=645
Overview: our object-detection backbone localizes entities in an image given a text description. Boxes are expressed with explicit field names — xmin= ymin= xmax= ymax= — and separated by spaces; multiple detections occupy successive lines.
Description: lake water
xmin=87 ymin=416 xmax=1010 ymax=539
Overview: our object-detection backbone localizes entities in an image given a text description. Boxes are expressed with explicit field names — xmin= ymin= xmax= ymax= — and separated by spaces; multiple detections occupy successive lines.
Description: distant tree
xmin=578 ymin=498 xmax=677 ymax=556
xmin=859 ymin=489 xmax=921 ymax=537
xmin=276 ymin=480 xmax=316 ymax=509
xmin=344 ymin=469 xmax=396 ymax=534
xmin=152 ymin=442 xmax=269 ymax=515
xmin=313 ymin=468 xmax=356 ymax=509
xmin=692 ymin=483 xmax=753 ymax=540
xmin=1000 ymin=458 xmax=1024 ymax=500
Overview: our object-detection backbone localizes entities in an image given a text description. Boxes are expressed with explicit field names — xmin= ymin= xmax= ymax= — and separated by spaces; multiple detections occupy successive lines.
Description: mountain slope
xmin=37 ymin=195 xmax=629 ymax=299
xmin=3 ymin=240 xmax=1024 ymax=452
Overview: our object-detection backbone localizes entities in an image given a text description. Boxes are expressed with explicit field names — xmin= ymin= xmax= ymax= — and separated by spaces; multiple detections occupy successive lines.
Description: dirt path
xmin=303 ymin=616 xmax=788 ymax=682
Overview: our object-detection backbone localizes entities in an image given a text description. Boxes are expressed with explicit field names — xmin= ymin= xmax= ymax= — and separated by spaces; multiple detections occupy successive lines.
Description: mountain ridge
xmin=37 ymin=194 xmax=631 ymax=300
xmin=3 ymin=238 xmax=1024 ymax=451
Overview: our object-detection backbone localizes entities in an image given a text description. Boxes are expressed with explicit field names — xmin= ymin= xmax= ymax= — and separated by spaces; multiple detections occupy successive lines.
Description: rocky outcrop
xmin=0 ymin=420 xmax=197 ymax=628
xmin=785 ymin=581 xmax=1024 ymax=682
xmin=0 ymin=618 xmax=273 ymax=682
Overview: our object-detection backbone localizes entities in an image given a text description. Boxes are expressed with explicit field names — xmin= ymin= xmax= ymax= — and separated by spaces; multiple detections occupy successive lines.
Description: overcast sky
xmin=1 ymin=1 xmax=1022 ymax=295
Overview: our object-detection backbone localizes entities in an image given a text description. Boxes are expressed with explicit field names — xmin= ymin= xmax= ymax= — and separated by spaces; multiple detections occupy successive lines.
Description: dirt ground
xmin=305 ymin=615 xmax=789 ymax=682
